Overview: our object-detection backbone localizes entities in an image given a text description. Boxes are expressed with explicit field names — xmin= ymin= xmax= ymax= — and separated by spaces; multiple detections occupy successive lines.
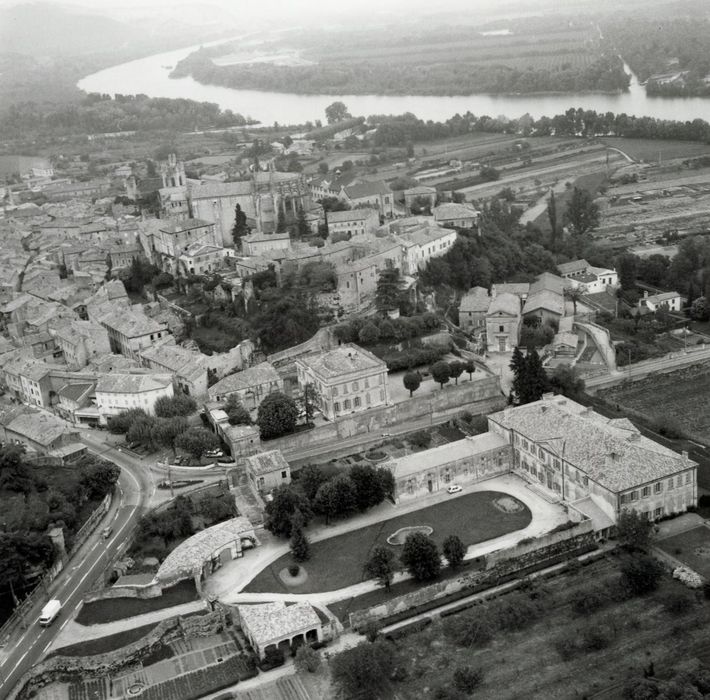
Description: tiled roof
xmin=96 ymin=372 xmax=172 ymax=394
xmin=326 ymin=208 xmax=377 ymax=224
xmin=208 ymin=362 xmax=280 ymax=398
xmin=140 ymin=344 xmax=204 ymax=375
xmin=645 ymin=291 xmax=681 ymax=304
xmin=237 ymin=602 xmax=320 ymax=645
xmin=58 ymin=382 xmax=94 ymax=402
xmin=158 ymin=219 xmax=214 ymax=235
xmin=156 ymin=517 xmax=255 ymax=583
xmin=181 ymin=243 xmax=224 ymax=258
xmin=5 ymin=411 xmax=71 ymax=446
xmin=460 ymin=287 xmax=491 ymax=313
xmin=433 ymin=203 xmax=479 ymax=220
xmin=343 ymin=181 xmax=391 ymax=199
xmin=488 ymin=396 xmax=697 ymax=492
xmin=246 ymin=449 xmax=289 ymax=476
xmin=3 ymin=356 xmax=51 ymax=382
xmin=523 ymin=290 xmax=565 ymax=317
xmin=492 ymin=283 xmax=530 ymax=298
xmin=487 ymin=292 xmax=521 ymax=317
xmin=298 ymin=343 xmax=386 ymax=380
xmin=404 ymin=186 xmax=437 ymax=195
xmin=391 ymin=433 xmax=508 ymax=479
xmin=557 ymin=259 xmax=589 ymax=276
xmin=99 ymin=309 xmax=167 ymax=338
xmin=529 ymin=272 xmax=567 ymax=296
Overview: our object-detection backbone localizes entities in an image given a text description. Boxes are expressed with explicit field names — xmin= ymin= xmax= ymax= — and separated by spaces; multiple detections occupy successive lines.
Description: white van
xmin=39 ymin=600 xmax=61 ymax=626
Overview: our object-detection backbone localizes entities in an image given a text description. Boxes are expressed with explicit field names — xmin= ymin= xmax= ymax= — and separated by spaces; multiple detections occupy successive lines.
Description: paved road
xmin=0 ymin=438 xmax=152 ymax=698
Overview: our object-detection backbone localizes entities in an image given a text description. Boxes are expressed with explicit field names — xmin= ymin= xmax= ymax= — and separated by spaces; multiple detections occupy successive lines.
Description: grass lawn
xmin=657 ymin=525 xmax=710 ymax=579
xmin=244 ymin=491 xmax=531 ymax=594
xmin=384 ymin=554 xmax=710 ymax=700
xmin=76 ymin=580 xmax=198 ymax=625
xmin=51 ymin=622 xmax=159 ymax=657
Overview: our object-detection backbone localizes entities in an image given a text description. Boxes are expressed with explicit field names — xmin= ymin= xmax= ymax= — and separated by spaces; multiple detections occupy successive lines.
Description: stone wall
xmin=267 ymin=376 xmax=505 ymax=461
xmin=13 ymin=608 xmax=227 ymax=700
xmin=348 ymin=528 xmax=597 ymax=630
xmin=82 ymin=580 xmax=163 ymax=603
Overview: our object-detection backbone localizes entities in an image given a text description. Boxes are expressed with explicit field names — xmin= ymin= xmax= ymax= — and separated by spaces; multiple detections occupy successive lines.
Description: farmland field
xmin=657 ymin=525 xmax=710 ymax=579
xmin=601 ymin=137 xmax=710 ymax=162
xmin=599 ymin=364 xmax=710 ymax=441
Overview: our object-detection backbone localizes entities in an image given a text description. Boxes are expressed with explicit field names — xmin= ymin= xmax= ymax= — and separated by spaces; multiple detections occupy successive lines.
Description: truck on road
xmin=39 ymin=600 xmax=61 ymax=626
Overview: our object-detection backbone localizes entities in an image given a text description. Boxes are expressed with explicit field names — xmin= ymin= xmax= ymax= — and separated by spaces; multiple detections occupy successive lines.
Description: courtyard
xmin=243 ymin=490 xmax=532 ymax=595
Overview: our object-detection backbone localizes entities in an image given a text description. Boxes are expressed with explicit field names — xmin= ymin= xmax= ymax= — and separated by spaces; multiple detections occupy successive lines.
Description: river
xmin=78 ymin=41 xmax=710 ymax=127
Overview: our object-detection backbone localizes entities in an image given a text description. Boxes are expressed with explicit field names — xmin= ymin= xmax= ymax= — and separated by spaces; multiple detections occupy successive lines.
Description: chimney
xmin=682 ymin=450 xmax=689 ymax=461
xmin=627 ymin=432 xmax=640 ymax=442
xmin=643 ymin=290 xmax=649 ymax=299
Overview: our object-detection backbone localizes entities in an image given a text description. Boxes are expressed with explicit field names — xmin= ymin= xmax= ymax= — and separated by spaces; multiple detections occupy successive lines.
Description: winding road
xmin=0 ymin=436 xmax=153 ymax=698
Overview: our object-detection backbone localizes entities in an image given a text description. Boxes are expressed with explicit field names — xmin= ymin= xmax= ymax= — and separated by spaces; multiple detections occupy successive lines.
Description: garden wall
xmin=12 ymin=608 xmax=228 ymax=700
xmin=348 ymin=528 xmax=597 ymax=630
xmin=268 ymin=375 xmax=505 ymax=461
xmin=82 ymin=580 xmax=163 ymax=603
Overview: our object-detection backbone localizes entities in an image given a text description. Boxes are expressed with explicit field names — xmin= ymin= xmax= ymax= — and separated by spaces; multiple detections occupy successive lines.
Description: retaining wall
xmin=266 ymin=375 xmax=505 ymax=461
xmin=349 ymin=528 xmax=597 ymax=630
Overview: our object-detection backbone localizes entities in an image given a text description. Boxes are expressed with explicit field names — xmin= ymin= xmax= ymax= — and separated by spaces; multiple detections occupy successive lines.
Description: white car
xmin=205 ymin=449 xmax=223 ymax=458
xmin=447 ymin=484 xmax=462 ymax=494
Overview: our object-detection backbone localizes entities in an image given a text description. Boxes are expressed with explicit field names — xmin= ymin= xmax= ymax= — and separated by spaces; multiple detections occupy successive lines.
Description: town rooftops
xmin=237 ymin=601 xmax=320 ymax=646
xmin=326 ymin=208 xmax=378 ymax=224
xmin=404 ymin=185 xmax=437 ymax=195
xmin=343 ymin=181 xmax=391 ymax=199
xmin=487 ymin=292 xmax=521 ymax=317
xmin=298 ymin=343 xmax=386 ymax=381
xmin=158 ymin=219 xmax=214 ymax=235
xmin=557 ymin=259 xmax=589 ymax=276
xmin=181 ymin=243 xmax=224 ymax=258
xmin=529 ymin=272 xmax=567 ymax=296
xmin=488 ymin=396 xmax=697 ymax=492
xmin=99 ymin=309 xmax=167 ymax=338
xmin=242 ymin=231 xmax=291 ymax=243
xmin=139 ymin=344 xmax=204 ymax=376
xmin=492 ymin=283 xmax=530 ymax=298
xmin=58 ymin=382 xmax=95 ymax=402
xmin=5 ymin=411 xmax=71 ymax=446
xmin=246 ymin=449 xmax=289 ymax=476
xmin=523 ymin=290 xmax=565 ymax=317
xmin=208 ymin=362 xmax=280 ymax=399
xmin=3 ymin=356 xmax=52 ymax=382
xmin=390 ymin=432 xmax=508 ymax=480
xmin=433 ymin=203 xmax=479 ymax=221
xmin=460 ymin=287 xmax=491 ymax=313
xmin=96 ymin=372 xmax=173 ymax=394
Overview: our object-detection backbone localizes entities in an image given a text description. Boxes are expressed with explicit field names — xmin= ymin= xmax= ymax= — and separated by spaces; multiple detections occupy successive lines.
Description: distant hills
xmin=0 ymin=2 xmax=145 ymax=55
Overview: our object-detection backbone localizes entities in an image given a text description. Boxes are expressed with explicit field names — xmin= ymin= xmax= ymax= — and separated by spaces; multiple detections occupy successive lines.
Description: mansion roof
xmin=96 ymin=372 xmax=172 ymax=394
xmin=488 ymin=396 xmax=697 ymax=493
xmin=298 ymin=343 xmax=386 ymax=381
xmin=208 ymin=362 xmax=281 ymax=398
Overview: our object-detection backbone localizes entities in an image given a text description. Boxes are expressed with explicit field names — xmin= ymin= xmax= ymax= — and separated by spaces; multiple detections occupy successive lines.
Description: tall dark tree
xmin=616 ymin=253 xmax=640 ymax=290
xmin=431 ymin=360 xmax=451 ymax=389
xmin=443 ymin=534 xmax=466 ymax=569
xmin=349 ymin=464 xmax=386 ymax=511
xmin=314 ymin=474 xmax=357 ymax=524
xmin=325 ymin=101 xmax=351 ymax=124
xmin=364 ymin=546 xmax=398 ymax=592
xmin=464 ymin=358 xmax=476 ymax=380
xmin=295 ymin=205 xmax=310 ymax=239
xmin=547 ymin=189 xmax=559 ymax=243
xmin=401 ymin=532 xmax=441 ymax=581
xmin=519 ymin=349 xmax=550 ymax=404
xmin=231 ymin=203 xmax=249 ymax=249
xmin=375 ymin=264 xmax=404 ymax=314
xmin=289 ymin=509 xmax=310 ymax=562
xmin=403 ymin=371 xmax=421 ymax=397
xmin=563 ymin=187 xmax=599 ymax=236
xmin=264 ymin=485 xmax=313 ymax=538
xmin=276 ymin=204 xmax=287 ymax=233
xmin=330 ymin=640 xmax=396 ymax=700
xmin=257 ymin=391 xmax=298 ymax=439
xmin=448 ymin=360 xmax=464 ymax=385
xmin=509 ymin=346 xmax=526 ymax=404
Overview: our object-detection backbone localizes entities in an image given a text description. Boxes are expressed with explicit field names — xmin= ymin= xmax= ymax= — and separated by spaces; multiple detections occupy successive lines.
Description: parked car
xmin=102 ymin=526 xmax=113 ymax=539
xmin=447 ymin=484 xmax=462 ymax=494
xmin=205 ymin=449 xmax=223 ymax=458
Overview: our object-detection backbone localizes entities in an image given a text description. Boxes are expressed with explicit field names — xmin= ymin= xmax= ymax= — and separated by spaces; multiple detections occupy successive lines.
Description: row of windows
xmin=334 ymin=389 xmax=386 ymax=412
xmin=332 ymin=375 xmax=383 ymax=397
xmin=620 ymin=473 xmax=692 ymax=504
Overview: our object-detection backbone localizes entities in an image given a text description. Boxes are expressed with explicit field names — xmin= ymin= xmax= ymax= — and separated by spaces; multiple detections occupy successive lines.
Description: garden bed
xmin=76 ymin=580 xmax=199 ymax=625
xmin=51 ymin=622 xmax=160 ymax=657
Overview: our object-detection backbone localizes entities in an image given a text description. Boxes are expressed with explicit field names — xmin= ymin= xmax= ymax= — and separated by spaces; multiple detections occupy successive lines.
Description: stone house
xmin=296 ymin=343 xmax=389 ymax=421
xmin=459 ymin=286 xmax=491 ymax=332
xmin=433 ymin=202 xmax=479 ymax=228
xmin=485 ymin=292 xmax=521 ymax=353
xmin=340 ymin=181 xmax=394 ymax=218
xmin=207 ymin=362 xmax=283 ymax=410
xmin=95 ymin=372 xmax=174 ymax=425
xmin=326 ymin=208 xmax=379 ymax=239
xmin=246 ymin=449 xmax=291 ymax=493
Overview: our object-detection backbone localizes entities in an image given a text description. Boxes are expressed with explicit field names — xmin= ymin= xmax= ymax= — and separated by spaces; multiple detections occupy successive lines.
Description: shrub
xmin=408 ymin=430 xmax=431 ymax=449
xmin=489 ymin=593 xmax=543 ymax=631
xmin=581 ymin=622 xmax=614 ymax=651
xmin=443 ymin=610 xmax=493 ymax=648
xmin=620 ymin=554 xmax=664 ymax=596
xmin=288 ymin=564 xmax=300 ymax=577
xmin=294 ymin=644 xmax=321 ymax=673
xmin=259 ymin=646 xmax=285 ymax=671
xmin=571 ymin=586 xmax=606 ymax=616
xmin=452 ymin=666 xmax=483 ymax=693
